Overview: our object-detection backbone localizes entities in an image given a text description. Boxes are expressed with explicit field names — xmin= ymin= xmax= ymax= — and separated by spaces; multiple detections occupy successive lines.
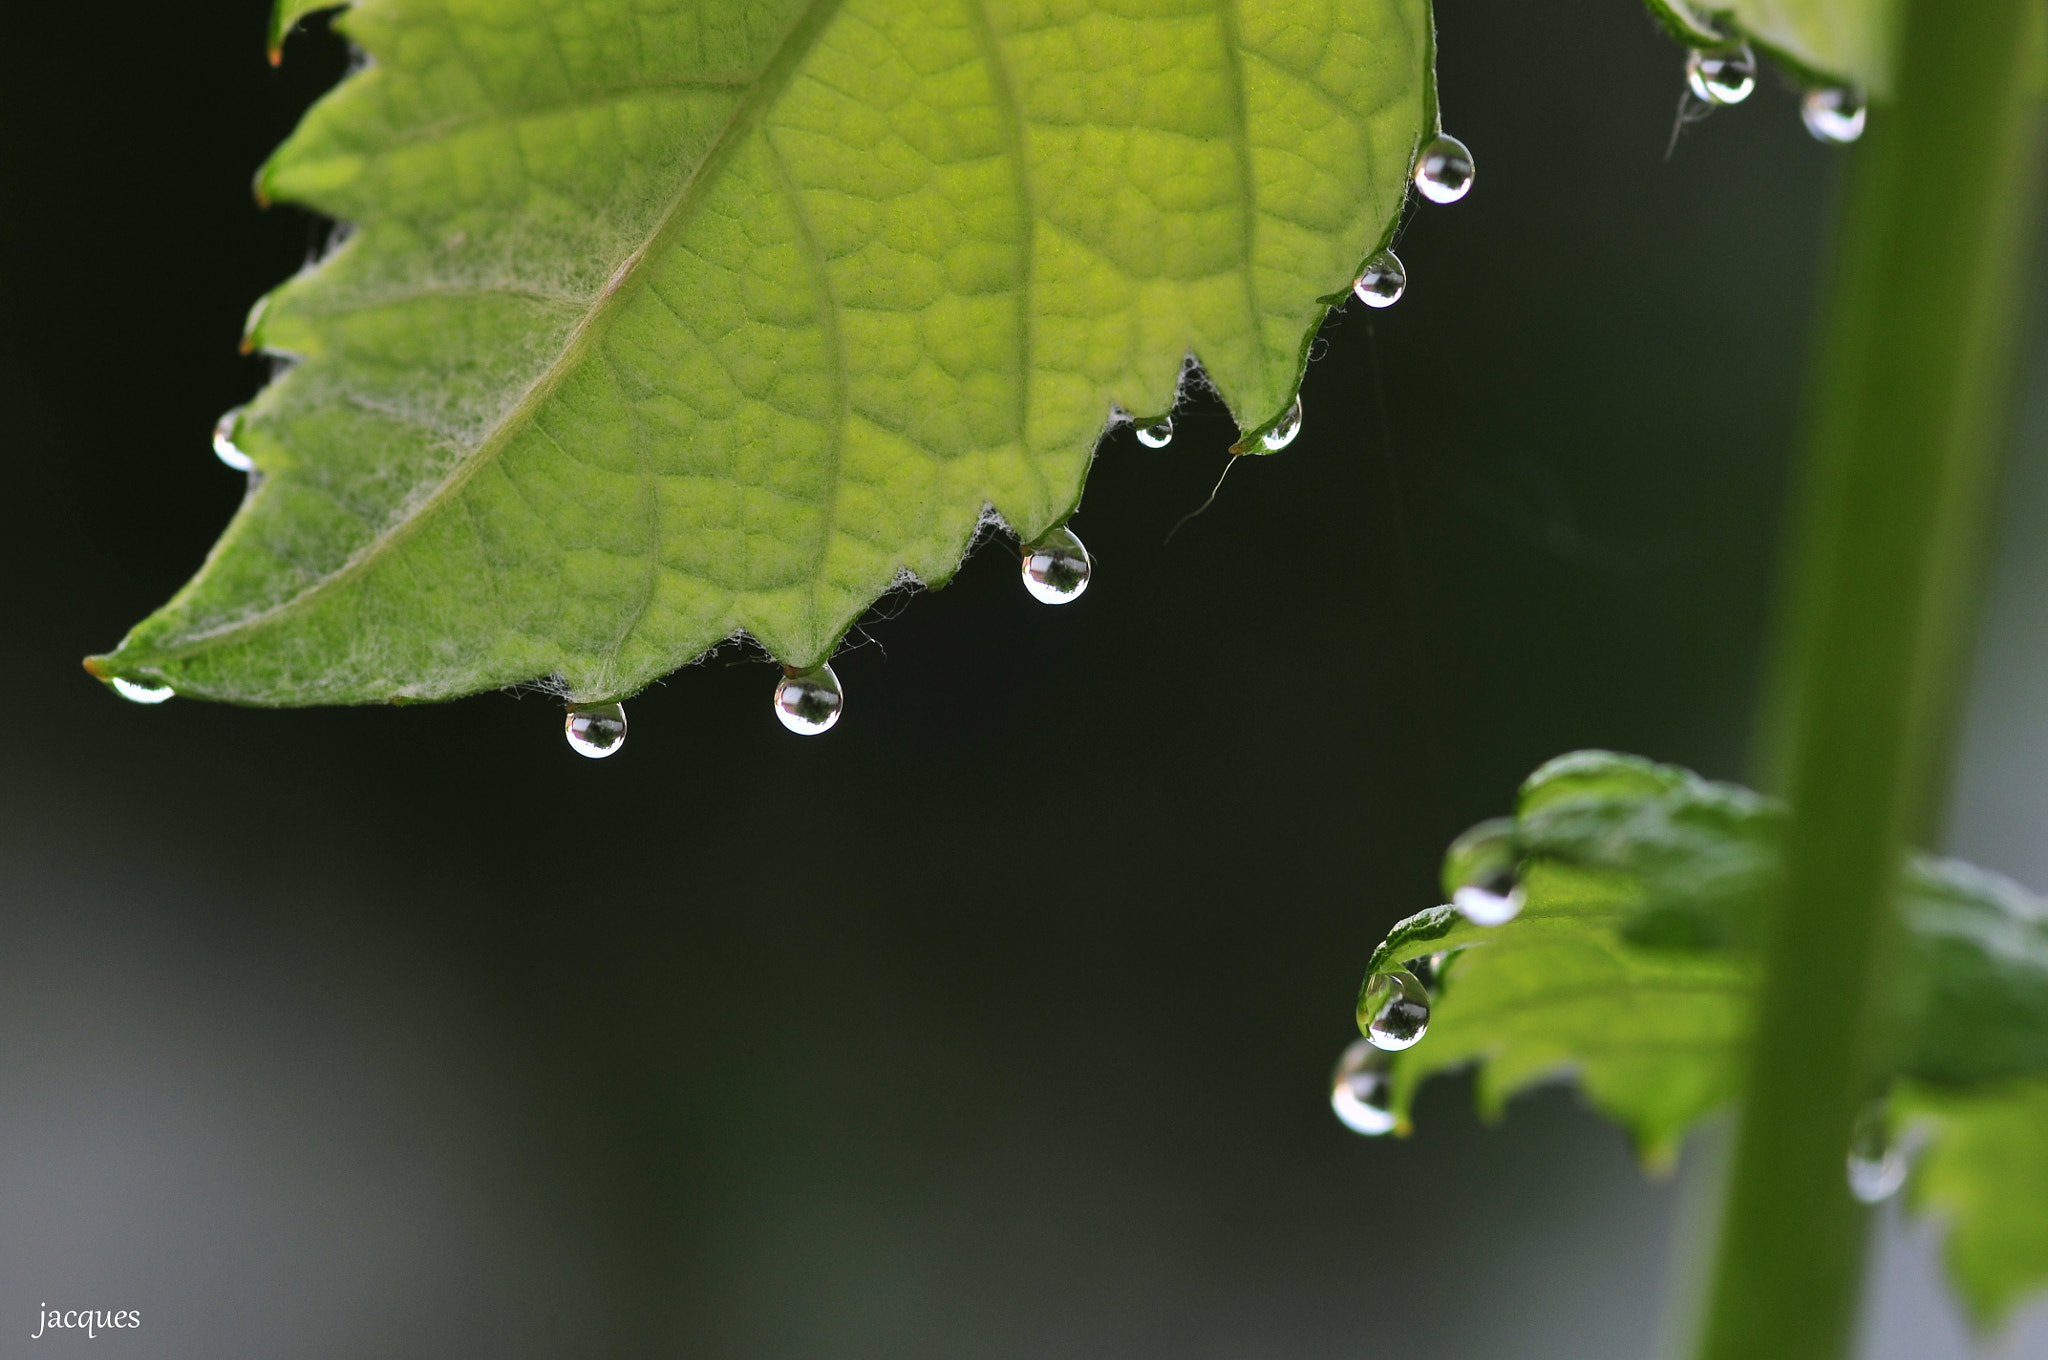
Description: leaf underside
xmin=1371 ymin=750 xmax=2048 ymax=1322
xmin=1644 ymin=0 xmax=2044 ymax=101
xmin=94 ymin=0 xmax=1432 ymax=706
xmin=1642 ymin=0 xmax=1897 ymax=95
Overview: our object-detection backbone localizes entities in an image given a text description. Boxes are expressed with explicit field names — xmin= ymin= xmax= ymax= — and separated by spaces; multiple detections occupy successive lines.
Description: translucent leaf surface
xmin=1643 ymin=0 xmax=2048 ymax=109
xmin=1365 ymin=750 xmax=2048 ymax=1312
xmin=1897 ymin=1079 xmax=2048 ymax=1326
xmin=95 ymin=0 xmax=1432 ymax=706
xmin=1643 ymin=0 xmax=1898 ymax=96
xmin=1385 ymin=861 xmax=1755 ymax=1169
xmin=1720 ymin=0 xmax=1897 ymax=94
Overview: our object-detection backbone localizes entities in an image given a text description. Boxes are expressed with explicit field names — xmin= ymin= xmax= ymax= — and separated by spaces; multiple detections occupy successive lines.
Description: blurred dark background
xmin=0 ymin=0 xmax=2000 ymax=1355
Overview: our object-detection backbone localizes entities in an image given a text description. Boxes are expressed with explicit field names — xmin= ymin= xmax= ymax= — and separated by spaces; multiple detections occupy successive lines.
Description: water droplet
xmin=1412 ymin=134 xmax=1475 ymax=204
xmin=1444 ymin=817 xmax=1523 ymax=924
xmin=564 ymin=702 xmax=626 ymax=758
xmin=1330 ymin=1039 xmax=1397 ymax=1135
xmin=774 ymin=664 xmax=843 ymax=735
xmin=1802 ymin=87 xmax=1866 ymax=143
xmin=1134 ymin=417 xmax=1174 ymax=449
xmin=1352 ymin=250 xmax=1406 ymax=308
xmin=1454 ymin=880 xmax=1525 ymax=926
xmin=213 ymin=408 xmax=254 ymax=472
xmin=1686 ymin=45 xmax=1756 ymax=105
xmin=1021 ymin=527 xmax=1092 ymax=604
xmin=1260 ymin=396 xmax=1303 ymax=452
xmin=1360 ymin=968 xmax=1431 ymax=1051
xmin=1847 ymin=1102 xmax=1908 ymax=1203
xmin=111 ymin=677 xmax=174 ymax=705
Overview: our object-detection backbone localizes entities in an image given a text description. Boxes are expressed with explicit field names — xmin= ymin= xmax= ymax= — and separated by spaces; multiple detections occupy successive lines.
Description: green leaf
xmin=268 ymin=0 xmax=338 ymax=60
xmin=1637 ymin=1 xmax=2048 ymax=127
xmin=92 ymin=0 xmax=1433 ymax=706
xmin=1385 ymin=860 xmax=1755 ymax=1169
xmin=1896 ymin=1078 xmax=2048 ymax=1326
xmin=1364 ymin=749 xmax=2048 ymax=1309
xmin=1641 ymin=0 xmax=1898 ymax=96
xmin=1721 ymin=0 xmax=1899 ymax=96
xmin=1515 ymin=749 xmax=1782 ymax=951
xmin=1892 ymin=858 xmax=2048 ymax=1087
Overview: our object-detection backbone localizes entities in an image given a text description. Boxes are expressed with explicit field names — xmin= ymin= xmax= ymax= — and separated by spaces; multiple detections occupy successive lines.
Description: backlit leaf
xmin=94 ymin=0 xmax=1433 ymax=706
xmin=1385 ymin=861 xmax=1754 ymax=1170
xmin=1897 ymin=1078 xmax=2048 ymax=1327
xmin=1363 ymin=750 xmax=2048 ymax=1313
xmin=1642 ymin=0 xmax=1898 ymax=96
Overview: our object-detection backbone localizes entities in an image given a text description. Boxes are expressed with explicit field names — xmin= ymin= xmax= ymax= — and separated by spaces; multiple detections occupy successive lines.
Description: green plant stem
xmin=1695 ymin=6 xmax=2044 ymax=1360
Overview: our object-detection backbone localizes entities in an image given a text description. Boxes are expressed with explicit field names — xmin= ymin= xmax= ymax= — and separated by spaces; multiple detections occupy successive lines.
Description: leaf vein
xmin=146 ymin=0 xmax=851 ymax=665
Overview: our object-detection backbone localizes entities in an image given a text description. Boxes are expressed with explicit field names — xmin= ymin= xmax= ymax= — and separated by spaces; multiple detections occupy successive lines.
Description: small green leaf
xmin=1394 ymin=750 xmax=2048 ymax=1088
xmin=1366 ymin=749 xmax=2048 ymax=1310
xmin=93 ymin=0 xmax=1434 ymax=707
xmin=1896 ymin=1079 xmax=2048 ymax=1327
xmin=1386 ymin=861 xmax=1754 ymax=1168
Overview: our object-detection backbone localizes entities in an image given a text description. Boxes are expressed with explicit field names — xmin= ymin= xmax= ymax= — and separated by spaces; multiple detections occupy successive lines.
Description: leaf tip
xmin=239 ymin=294 xmax=270 ymax=355
xmin=1636 ymin=1138 xmax=1682 ymax=1178
xmin=81 ymin=655 xmax=109 ymax=681
xmin=250 ymin=159 xmax=277 ymax=210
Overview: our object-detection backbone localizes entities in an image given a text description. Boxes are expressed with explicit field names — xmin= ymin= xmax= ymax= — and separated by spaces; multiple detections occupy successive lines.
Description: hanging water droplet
xmin=1454 ymin=878 xmax=1526 ymax=926
xmin=1260 ymin=396 xmax=1303 ymax=452
xmin=774 ymin=663 xmax=843 ymax=735
xmin=1802 ymin=87 xmax=1866 ymax=143
xmin=1846 ymin=1101 xmax=1908 ymax=1203
xmin=1444 ymin=816 xmax=1524 ymax=924
xmin=1134 ymin=417 xmax=1174 ymax=449
xmin=1359 ymin=968 xmax=1431 ymax=1051
xmin=1686 ymin=45 xmax=1756 ymax=105
xmin=212 ymin=408 xmax=254 ymax=472
xmin=111 ymin=677 xmax=174 ymax=705
xmin=1412 ymin=134 xmax=1475 ymax=204
xmin=564 ymin=702 xmax=626 ymax=758
xmin=1330 ymin=1039 xmax=1397 ymax=1135
xmin=1352 ymin=250 xmax=1406 ymax=308
xmin=1021 ymin=527 xmax=1092 ymax=604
